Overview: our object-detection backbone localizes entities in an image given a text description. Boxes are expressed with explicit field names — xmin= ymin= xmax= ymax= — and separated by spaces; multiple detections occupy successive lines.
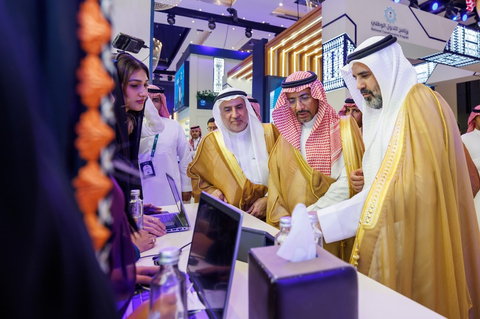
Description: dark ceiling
xmin=154 ymin=23 xmax=190 ymax=71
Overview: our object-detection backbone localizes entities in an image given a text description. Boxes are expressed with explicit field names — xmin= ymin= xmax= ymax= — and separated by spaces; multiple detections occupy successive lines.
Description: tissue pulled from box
xmin=277 ymin=203 xmax=316 ymax=262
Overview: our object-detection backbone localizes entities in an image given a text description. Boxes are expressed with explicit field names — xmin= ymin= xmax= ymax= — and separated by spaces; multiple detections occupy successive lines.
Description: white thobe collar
xmin=192 ymin=137 xmax=201 ymax=149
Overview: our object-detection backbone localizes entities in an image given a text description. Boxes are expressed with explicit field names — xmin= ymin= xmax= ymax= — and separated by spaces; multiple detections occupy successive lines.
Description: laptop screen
xmin=187 ymin=192 xmax=243 ymax=319
xmin=165 ymin=173 xmax=189 ymax=226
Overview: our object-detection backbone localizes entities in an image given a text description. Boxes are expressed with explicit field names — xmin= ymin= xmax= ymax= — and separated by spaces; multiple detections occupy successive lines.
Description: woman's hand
xmin=131 ymin=230 xmax=156 ymax=253
xmin=144 ymin=203 xmax=162 ymax=215
xmin=135 ymin=266 xmax=159 ymax=285
xmin=143 ymin=216 xmax=167 ymax=237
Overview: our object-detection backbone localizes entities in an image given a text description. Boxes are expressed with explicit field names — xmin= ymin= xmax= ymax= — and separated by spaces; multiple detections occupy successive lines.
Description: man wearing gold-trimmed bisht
xmin=266 ymin=71 xmax=364 ymax=261
xmin=187 ymin=88 xmax=279 ymax=219
xmin=317 ymin=35 xmax=480 ymax=318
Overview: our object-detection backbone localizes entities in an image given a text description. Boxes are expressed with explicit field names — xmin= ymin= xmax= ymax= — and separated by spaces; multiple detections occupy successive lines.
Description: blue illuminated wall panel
xmin=422 ymin=25 xmax=480 ymax=67
xmin=322 ymin=33 xmax=356 ymax=92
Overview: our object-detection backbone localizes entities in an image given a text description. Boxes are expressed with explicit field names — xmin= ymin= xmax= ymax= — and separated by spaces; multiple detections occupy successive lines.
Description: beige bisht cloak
xmin=267 ymin=116 xmax=364 ymax=261
xmin=187 ymin=123 xmax=280 ymax=212
xmin=351 ymin=84 xmax=480 ymax=319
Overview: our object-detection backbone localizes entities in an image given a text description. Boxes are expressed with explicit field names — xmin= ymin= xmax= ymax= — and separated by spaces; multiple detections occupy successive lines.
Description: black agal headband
xmin=473 ymin=109 xmax=480 ymax=113
xmin=148 ymin=87 xmax=164 ymax=94
xmin=281 ymin=71 xmax=317 ymax=88
xmin=345 ymin=98 xmax=355 ymax=104
xmin=346 ymin=35 xmax=397 ymax=64
xmin=214 ymin=90 xmax=247 ymax=103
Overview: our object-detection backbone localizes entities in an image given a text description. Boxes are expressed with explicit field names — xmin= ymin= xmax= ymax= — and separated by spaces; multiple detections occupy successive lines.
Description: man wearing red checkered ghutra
xmin=266 ymin=71 xmax=364 ymax=261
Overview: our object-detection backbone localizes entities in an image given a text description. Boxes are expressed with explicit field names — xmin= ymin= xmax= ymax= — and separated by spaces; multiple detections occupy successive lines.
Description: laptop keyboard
xmin=156 ymin=213 xmax=177 ymax=224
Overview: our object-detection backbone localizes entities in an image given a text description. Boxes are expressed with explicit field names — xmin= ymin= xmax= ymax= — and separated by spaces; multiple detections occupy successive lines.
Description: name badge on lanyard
xmin=140 ymin=134 xmax=158 ymax=179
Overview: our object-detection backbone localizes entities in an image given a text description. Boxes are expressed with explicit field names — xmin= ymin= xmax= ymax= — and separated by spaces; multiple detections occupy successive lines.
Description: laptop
xmin=237 ymin=227 xmax=275 ymax=263
xmin=149 ymin=173 xmax=190 ymax=233
xmin=187 ymin=191 xmax=244 ymax=319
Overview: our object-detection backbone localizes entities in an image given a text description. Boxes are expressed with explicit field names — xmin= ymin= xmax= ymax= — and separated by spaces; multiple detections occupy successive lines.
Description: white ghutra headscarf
xmin=340 ymin=36 xmax=418 ymax=189
xmin=141 ymin=97 xmax=165 ymax=137
xmin=212 ymin=88 xmax=270 ymax=186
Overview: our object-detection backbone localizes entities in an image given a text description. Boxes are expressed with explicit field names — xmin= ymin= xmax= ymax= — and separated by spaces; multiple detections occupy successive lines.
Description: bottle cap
xmin=131 ymin=189 xmax=140 ymax=196
xmin=156 ymin=247 xmax=181 ymax=265
xmin=279 ymin=216 xmax=292 ymax=228
xmin=308 ymin=212 xmax=319 ymax=223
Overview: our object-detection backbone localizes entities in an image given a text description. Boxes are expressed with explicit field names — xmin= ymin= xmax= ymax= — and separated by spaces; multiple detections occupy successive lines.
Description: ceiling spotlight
xmin=431 ymin=1 xmax=439 ymax=11
xmin=445 ymin=4 xmax=459 ymax=21
xmin=475 ymin=12 xmax=480 ymax=29
xmin=167 ymin=13 xmax=175 ymax=25
xmin=245 ymin=27 xmax=252 ymax=38
xmin=227 ymin=7 xmax=239 ymax=22
xmin=409 ymin=0 xmax=420 ymax=9
xmin=393 ymin=0 xmax=400 ymax=3
xmin=460 ymin=9 xmax=469 ymax=22
xmin=208 ymin=18 xmax=216 ymax=30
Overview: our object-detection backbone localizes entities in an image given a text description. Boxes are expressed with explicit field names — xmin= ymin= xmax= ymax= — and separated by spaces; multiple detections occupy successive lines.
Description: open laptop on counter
xmin=148 ymin=173 xmax=190 ymax=233
xmin=186 ymin=191 xmax=244 ymax=318
xmin=130 ymin=191 xmax=243 ymax=319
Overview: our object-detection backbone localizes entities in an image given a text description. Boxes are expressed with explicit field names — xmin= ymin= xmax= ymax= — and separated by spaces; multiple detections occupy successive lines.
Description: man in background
xmin=206 ymin=117 xmax=217 ymax=132
xmin=147 ymin=85 xmax=170 ymax=118
xmin=189 ymin=125 xmax=202 ymax=158
xmin=247 ymin=97 xmax=262 ymax=121
xmin=338 ymin=97 xmax=362 ymax=128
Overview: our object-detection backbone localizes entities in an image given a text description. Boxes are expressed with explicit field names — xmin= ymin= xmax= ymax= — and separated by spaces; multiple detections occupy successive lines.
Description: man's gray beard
xmin=364 ymin=94 xmax=382 ymax=109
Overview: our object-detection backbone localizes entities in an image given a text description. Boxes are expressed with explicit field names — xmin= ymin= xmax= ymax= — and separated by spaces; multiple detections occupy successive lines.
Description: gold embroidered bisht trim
xmin=350 ymin=84 xmax=480 ymax=319
xmin=187 ymin=124 xmax=280 ymax=212
xmin=266 ymin=116 xmax=364 ymax=261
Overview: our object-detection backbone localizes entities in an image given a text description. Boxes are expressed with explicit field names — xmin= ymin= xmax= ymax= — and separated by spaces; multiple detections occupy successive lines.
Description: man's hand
xmin=211 ymin=189 xmax=227 ymax=203
xmin=182 ymin=191 xmax=192 ymax=202
xmin=143 ymin=216 xmax=167 ymax=237
xmin=350 ymin=168 xmax=364 ymax=193
xmin=246 ymin=197 xmax=268 ymax=219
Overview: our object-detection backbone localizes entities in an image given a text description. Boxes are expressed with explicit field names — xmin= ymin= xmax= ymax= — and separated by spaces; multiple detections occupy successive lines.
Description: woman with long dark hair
xmin=112 ymin=52 xmax=166 ymax=242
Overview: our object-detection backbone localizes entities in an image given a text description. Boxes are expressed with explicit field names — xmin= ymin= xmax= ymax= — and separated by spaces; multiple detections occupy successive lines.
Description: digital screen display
xmin=174 ymin=64 xmax=185 ymax=111
xmin=269 ymin=86 xmax=282 ymax=123
xmin=187 ymin=195 xmax=242 ymax=318
xmin=174 ymin=62 xmax=189 ymax=112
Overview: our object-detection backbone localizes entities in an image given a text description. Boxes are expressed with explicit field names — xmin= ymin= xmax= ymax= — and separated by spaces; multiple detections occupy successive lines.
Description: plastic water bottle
xmin=149 ymin=247 xmax=187 ymax=319
xmin=130 ymin=189 xmax=143 ymax=230
xmin=308 ymin=212 xmax=323 ymax=248
xmin=274 ymin=216 xmax=292 ymax=246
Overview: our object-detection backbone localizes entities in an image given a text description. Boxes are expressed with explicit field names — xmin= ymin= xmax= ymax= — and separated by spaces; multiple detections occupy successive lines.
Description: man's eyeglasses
xmin=288 ymin=94 xmax=312 ymax=105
